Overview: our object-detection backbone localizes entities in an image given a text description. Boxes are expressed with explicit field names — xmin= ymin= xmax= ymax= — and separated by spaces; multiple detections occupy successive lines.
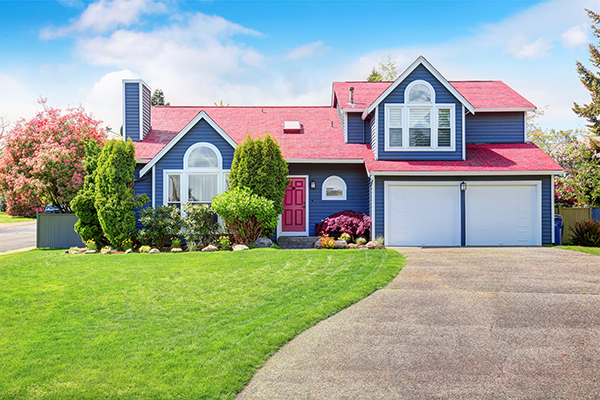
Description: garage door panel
xmin=466 ymin=185 xmax=539 ymax=246
xmin=387 ymin=184 xmax=460 ymax=246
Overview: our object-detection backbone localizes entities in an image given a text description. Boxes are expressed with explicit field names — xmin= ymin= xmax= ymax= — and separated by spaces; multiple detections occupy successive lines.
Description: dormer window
xmin=384 ymin=80 xmax=454 ymax=151
xmin=407 ymin=83 xmax=432 ymax=103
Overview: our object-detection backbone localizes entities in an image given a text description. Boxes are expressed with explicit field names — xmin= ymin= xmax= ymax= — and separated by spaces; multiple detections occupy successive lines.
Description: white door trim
xmin=277 ymin=175 xmax=309 ymax=237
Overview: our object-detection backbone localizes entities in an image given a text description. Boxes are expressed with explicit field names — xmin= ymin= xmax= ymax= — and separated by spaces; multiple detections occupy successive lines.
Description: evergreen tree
xmin=367 ymin=68 xmax=383 ymax=82
xmin=151 ymin=89 xmax=170 ymax=106
xmin=228 ymin=133 xmax=289 ymax=236
xmin=573 ymin=9 xmax=600 ymax=135
xmin=94 ymin=139 xmax=149 ymax=247
xmin=71 ymin=140 xmax=107 ymax=247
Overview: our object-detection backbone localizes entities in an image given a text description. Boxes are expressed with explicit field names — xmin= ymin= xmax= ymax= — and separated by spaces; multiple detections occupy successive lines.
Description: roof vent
xmin=283 ymin=121 xmax=302 ymax=133
xmin=349 ymin=87 xmax=355 ymax=105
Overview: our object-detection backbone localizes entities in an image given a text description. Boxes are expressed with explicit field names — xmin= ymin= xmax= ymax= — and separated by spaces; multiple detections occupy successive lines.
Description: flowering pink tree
xmin=0 ymin=99 xmax=105 ymax=217
xmin=554 ymin=139 xmax=600 ymax=208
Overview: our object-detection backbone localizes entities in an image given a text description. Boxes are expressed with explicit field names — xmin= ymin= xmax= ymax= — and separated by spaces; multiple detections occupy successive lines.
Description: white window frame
xmin=384 ymin=103 xmax=456 ymax=152
xmin=163 ymin=142 xmax=229 ymax=213
xmin=322 ymin=175 xmax=347 ymax=200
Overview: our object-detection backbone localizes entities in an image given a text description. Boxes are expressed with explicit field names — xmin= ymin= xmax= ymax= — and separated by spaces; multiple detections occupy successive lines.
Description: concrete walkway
xmin=237 ymin=247 xmax=600 ymax=399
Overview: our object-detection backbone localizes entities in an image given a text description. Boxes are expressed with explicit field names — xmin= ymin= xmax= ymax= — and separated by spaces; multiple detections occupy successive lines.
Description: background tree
xmin=527 ymin=107 xmax=582 ymax=156
xmin=151 ymin=89 xmax=170 ymax=106
xmin=214 ymin=100 xmax=230 ymax=106
xmin=554 ymin=138 xmax=600 ymax=207
xmin=367 ymin=68 xmax=383 ymax=82
xmin=0 ymin=99 xmax=105 ymax=217
xmin=573 ymin=9 xmax=600 ymax=135
xmin=71 ymin=140 xmax=107 ymax=247
xmin=367 ymin=53 xmax=399 ymax=81
xmin=228 ymin=133 xmax=289 ymax=236
xmin=94 ymin=139 xmax=149 ymax=247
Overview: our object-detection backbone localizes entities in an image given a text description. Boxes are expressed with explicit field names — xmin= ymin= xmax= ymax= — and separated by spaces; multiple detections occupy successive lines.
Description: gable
xmin=139 ymin=111 xmax=236 ymax=176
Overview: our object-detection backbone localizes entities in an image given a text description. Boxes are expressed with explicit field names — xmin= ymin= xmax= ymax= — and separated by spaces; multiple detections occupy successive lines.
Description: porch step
xmin=277 ymin=236 xmax=319 ymax=250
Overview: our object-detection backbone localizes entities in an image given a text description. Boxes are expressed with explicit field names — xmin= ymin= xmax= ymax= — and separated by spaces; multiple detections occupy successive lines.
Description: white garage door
xmin=466 ymin=183 xmax=540 ymax=246
xmin=385 ymin=183 xmax=460 ymax=246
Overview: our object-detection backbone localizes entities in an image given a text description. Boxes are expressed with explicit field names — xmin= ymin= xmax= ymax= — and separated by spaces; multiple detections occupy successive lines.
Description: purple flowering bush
xmin=316 ymin=210 xmax=371 ymax=238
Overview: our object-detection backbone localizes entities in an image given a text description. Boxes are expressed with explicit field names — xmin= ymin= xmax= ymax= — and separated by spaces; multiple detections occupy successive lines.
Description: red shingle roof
xmin=134 ymin=106 xmax=374 ymax=161
xmin=366 ymin=143 xmax=561 ymax=173
xmin=449 ymin=81 xmax=536 ymax=110
xmin=331 ymin=80 xmax=535 ymax=112
xmin=332 ymin=81 xmax=392 ymax=109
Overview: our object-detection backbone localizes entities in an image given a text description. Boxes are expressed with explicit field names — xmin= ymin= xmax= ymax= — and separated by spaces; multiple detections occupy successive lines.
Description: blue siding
xmin=125 ymin=82 xmax=140 ymax=142
xmin=466 ymin=112 xmax=525 ymax=143
xmin=287 ymin=164 xmax=369 ymax=236
xmin=374 ymin=175 xmax=553 ymax=245
xmin=347 ymin=112 xmax=365 ymax=144
xmin=133 ymin=165 xmax=152 ymax=228
xmin=153 ymin=119 xmax=235 ymax=206
xmin=378 ymin=64 xmax=463 ymax=160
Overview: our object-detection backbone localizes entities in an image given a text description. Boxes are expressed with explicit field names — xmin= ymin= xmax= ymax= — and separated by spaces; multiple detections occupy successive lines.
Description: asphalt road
xmin=0 ymin=221 xmax=36 ymax=252
xmin=237 ymin=247 xmax=600 ymax=399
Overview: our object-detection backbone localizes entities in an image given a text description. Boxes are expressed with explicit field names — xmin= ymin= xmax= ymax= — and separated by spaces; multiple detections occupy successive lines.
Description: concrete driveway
xmin=237 ymin=247 xmax=600 ymax=399
xmin=0 ymin=221 xmax=36 ymax=252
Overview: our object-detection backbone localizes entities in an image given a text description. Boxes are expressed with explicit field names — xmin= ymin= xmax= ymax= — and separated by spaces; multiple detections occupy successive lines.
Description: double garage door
xmin=385 ymin=182 xmax=541 ymax=246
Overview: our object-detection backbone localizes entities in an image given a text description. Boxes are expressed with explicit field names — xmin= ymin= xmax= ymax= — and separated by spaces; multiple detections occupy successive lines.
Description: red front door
xmin=282 ymin=177 xmax=306 ymax=232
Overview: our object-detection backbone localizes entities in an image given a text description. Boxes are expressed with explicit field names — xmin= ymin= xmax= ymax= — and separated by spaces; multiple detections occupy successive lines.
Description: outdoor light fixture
xmin=310 ymin=180 xmax=316 ymax=189
xmin=460 ymin=182 xmax=467 ymax=191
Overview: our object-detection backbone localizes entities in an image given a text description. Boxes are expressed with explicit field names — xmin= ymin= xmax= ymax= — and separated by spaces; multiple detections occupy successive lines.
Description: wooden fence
xmin=555 ymin=207 xmax=593 ymax=244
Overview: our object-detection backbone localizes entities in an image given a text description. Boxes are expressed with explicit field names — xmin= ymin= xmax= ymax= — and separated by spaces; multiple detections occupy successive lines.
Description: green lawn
xmin=0 ymin=212 xmax=35 ymax=223
xmin=556 ymin=245 xmax=600 ymax=255
xmin=0 ymin=248 xmax=403 ymax=399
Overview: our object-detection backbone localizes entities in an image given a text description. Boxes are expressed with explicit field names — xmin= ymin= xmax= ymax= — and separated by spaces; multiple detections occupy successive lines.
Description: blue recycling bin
xmin=554 ymin=214 xmax=564 ymax=245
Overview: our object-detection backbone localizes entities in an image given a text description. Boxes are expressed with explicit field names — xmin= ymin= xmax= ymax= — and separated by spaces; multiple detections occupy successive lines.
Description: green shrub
xmin=570 ymin=219 xmax=600 ymax=247
xmin=339 ymin=232 xmax=351 ymax=242
xmin=138 ymin=245 xmax=151 ymax=253
xmin=211 ymin=187 xmax=278 ymax=245
xmin=182 ymin=203 xmax=220 ymax=251
xmin=138 ymin=205 xmax=183 ymax=248
xmin=216 ymin=235 xmax=231 ymax=251
xmin=72 ymin=140 xmax=107 ymax=247
xmin=356 ymin=237 xmax=367 ymax=245
xmin=95 ymin=139 xmax=149 ymax=247
xmin=375 ymin=235 xmax=385 ymax=249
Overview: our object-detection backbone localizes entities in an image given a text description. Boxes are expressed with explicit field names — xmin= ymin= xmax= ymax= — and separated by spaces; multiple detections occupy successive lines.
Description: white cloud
xmin=562 ymin=24 xmax=589 ymax=48
xmin=505 ymin=35 xmax=554 ymax=60
xmin=41 ymin=0 xmax=168 ymax=39
xmin=284 ymin=41 xmax=327 ymax=60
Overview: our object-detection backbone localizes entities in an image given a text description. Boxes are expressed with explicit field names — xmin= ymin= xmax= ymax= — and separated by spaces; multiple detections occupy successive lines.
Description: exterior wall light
xmin=460 ymin=182 xmax=467 ymax=191
xmin=310 ymin=180 xmax=316 ymax=189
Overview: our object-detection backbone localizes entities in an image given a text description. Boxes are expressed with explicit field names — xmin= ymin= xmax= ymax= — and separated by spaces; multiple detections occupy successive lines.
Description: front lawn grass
xmin=0 ymin=248 xmax=403 ymax=399
xmin=0 ymin=212 xmax=35 ymax=224
xmin=556 ymin=245 xmax=600 ymax=256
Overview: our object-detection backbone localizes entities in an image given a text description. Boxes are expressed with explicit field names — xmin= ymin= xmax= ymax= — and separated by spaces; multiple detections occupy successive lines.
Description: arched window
xmin=166 ymin=143 xmax=226 ymax=210
xmin=185 ymin=143 xmax=221 ymax=169
xmin=406 ymin=80 xmax=434 ymax=103
xmin=322 ymin=175 xmax=347 ymax=200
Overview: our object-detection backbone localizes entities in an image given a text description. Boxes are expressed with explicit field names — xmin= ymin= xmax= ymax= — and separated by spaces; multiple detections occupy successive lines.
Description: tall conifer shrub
xmin=228 ymin=133 xmax=289 ymax=236
xmin=94 ymin=139 xmax=149 ymax=247
xmin=71 ymin=140 xmax=106 ymax=246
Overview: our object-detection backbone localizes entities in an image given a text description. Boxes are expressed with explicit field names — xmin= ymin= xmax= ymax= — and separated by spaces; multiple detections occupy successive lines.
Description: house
xmin=124 ymin=56 xmax=562 ymax=246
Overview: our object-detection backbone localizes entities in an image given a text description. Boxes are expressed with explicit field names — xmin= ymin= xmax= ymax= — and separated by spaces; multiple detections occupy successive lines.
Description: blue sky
xmin=0 ymin=0 xmax=596 ymax=132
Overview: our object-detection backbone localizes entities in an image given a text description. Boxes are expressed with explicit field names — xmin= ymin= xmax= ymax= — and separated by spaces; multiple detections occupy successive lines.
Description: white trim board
xmin=362 ymin=56 xmax=475 ymax=120
xmin=139 ymin=111 xmax=237 ymax=177
xmin=277 ymin=175 xmax=310 ymax=237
